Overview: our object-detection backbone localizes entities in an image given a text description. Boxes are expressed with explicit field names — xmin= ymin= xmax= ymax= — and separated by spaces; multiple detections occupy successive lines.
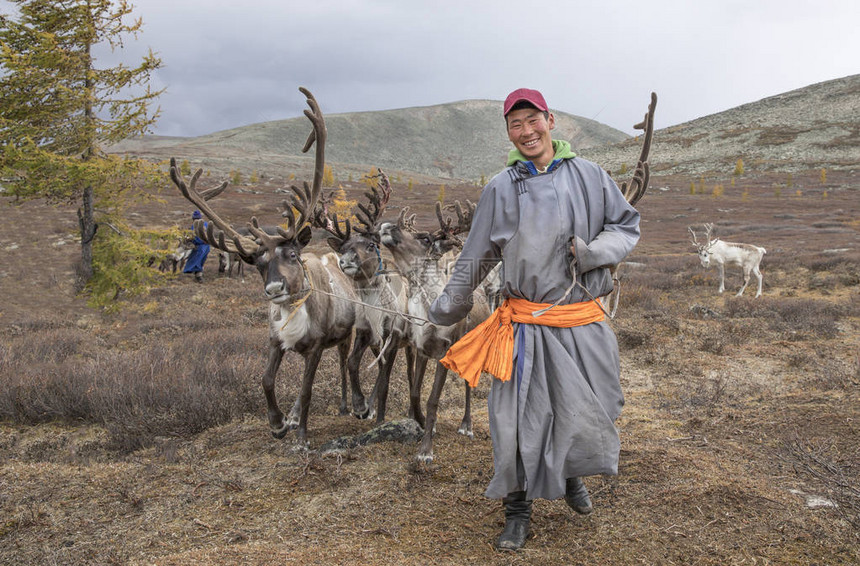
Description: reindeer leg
xmin=717 ymin=263 xmax=726 ymax=294
xmin=458 ymin=380 xmax=473 ymax=438
xmin=737 ymin=266 xmax=751 ymax=297
xmin=404 ymin=345 xmax=416 ymax=419
xmin=337 ymin=339 xmax=351 ymax=416
xmin=348 ymin=328 xmax=371 ymax=418
xmin=416 ymin=361 xmax=449 ymax=463
xmin=286 ymin=397 xmax=301 ymax=429
xmin=411 ymin=352 xmax=429 ymax=429
xmin=373 ymin=337 xmax=400 ymax=425
xmin=262 ymin=337 xmax=289 ymax=439
xmin=295 ymin=347 xmax=324 ymax=444
xmin=754 ymin=265 xmax=763 ymax=298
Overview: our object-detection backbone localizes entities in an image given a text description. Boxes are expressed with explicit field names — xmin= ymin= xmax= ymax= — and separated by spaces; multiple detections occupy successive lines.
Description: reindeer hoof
xmin=458 ymin=425 xmax=474 ymax=439
xmin=415 ymin=451 xmax=434 ymax=465
xmin=271 ymin=422 xmax=290 ymax=440
xmin=352 ymin=402 xmax=371 ymax=420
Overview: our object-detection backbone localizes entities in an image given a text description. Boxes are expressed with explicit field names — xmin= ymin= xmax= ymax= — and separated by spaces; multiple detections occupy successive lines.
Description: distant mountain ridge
xmin=111 ymin=74 xmax=860 ymax=182
xmin=110 ymin=99 xmax=629 ymax=182
xmin=581 ymin=74 xmax=860 ymax=176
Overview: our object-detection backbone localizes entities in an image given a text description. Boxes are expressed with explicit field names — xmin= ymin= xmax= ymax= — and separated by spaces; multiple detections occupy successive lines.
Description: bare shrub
xmin=4 ymin=328 xmax=93 ymax=365
xmin=770 ymin=298 xmax=845 ymax=338
xmin=800 ymin=358 xmax=860 ymax=391
xmin=719 ymin=320 xmax=755 ymax=345
xmin=781 ymin=434 xmax=860 ymax=529
xmin=616 ymin=328 xmax=651 ymax=349
xmin=725 ymin=296 xmax=848 ymax=339
xmin=723 ymin=296 xmax=772 ymax=319
xmin=655 ymin=369 xmax=730 ymax=416
xmin=618 ymin=282 xmax=664 ymax=311
xmin=0 ymin=327 xmax=263 ymax=452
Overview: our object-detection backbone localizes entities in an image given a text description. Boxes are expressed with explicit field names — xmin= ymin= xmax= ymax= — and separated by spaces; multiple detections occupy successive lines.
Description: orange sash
xmin=440 ymin=297 xmax=605 ymax=388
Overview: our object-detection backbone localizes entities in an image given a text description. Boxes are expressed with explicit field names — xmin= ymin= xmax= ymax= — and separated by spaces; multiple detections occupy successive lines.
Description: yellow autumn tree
xmin=331 ymin=188 xmax=357 ymax=223
xmin=323 ymin=164 xmax=335 ymax=187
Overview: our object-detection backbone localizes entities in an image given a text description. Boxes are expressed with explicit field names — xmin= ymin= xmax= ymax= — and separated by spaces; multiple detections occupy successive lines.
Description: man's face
xmin=506 ymin=107 xmax=555 ymax=168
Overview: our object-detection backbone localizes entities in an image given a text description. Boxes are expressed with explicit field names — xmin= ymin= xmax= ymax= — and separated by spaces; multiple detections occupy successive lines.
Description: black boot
xmin=565 ymin=477 xmax=593 ymax=515
xmin=495 ymin=491 xmax=532 ymax=551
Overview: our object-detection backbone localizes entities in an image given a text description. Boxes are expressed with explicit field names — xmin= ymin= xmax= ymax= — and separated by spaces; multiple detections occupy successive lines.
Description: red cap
xmin=503 ymin=88 xmax=549 ymax=116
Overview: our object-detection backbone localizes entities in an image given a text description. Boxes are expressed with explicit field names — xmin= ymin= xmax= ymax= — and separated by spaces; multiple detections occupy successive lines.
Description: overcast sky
xmin=91 ymin=0 xmax=859 ymax=138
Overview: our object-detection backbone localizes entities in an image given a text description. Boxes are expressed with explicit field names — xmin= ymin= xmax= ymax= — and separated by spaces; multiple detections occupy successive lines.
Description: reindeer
xmin=156 ymin=235 xmax=194 ymax=273
xmin=429 ymin=200 xmax=503 ymax=310
xmin=170 ymin=87 xmax=362 ymax=444
xmin=379 ymin=203 xmax=492 ymax=463
xmin=319 ymin=170 xmax=416 ymax=424
xmin=154 ymin=180 xmax=229 ymax=274
xmin=217 ymin=225 xmax=279 ymax=279
xmin=217 ymin=226 xmax=249 ymax=278
xmin=689 ymin=223 xmax=766 ymax=298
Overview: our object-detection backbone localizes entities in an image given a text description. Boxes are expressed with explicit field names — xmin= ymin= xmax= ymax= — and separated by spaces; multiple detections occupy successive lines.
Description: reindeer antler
xmin=316 ymin=201 xmax=352 ymax=246
xmin=169 ymin=87 xmax=327 ymax=257
xmin=434 ymin=201 xmax=454 ymax=235
xmin=299 ymin=87 xmax=326 ymax=219
xmin=355 ymin=169 xmax=392 ymax=236
xmin=688 ymin=226 xmax=700 ymax=247
xmin=397 ymin=206 xmax=417 ymax=233
xmin=168 ymin=158 xmax=259 ymax=258
xmin=450 ymin=200 xmax=476 ymax=234
xmin=619 ymin=92 xmax=657 ymax=207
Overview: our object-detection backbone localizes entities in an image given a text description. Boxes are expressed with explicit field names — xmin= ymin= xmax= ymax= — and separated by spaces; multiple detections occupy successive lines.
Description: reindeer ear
xmin=296 ymin=225 xmax=313 ymax=248
xmin=326 ymin=237 xmax=342 ymax=252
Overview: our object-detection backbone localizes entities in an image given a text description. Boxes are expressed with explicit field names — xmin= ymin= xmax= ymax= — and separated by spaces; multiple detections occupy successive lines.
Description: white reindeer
xmin=689 ymin=223 xmax=766 ymax=298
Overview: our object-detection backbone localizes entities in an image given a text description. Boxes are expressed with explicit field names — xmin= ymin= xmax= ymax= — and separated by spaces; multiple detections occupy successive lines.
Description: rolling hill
xmin=110 ymin=74 xmax=860 ymax=183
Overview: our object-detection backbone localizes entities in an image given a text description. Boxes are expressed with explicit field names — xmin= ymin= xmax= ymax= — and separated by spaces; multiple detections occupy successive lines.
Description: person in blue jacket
xmin=183 ymin=210 xmax=210 ymax=282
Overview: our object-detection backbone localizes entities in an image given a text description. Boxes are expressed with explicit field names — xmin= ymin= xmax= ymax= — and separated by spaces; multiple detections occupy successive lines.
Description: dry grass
xmin=1 ymin=169 xmax=858 ymax=564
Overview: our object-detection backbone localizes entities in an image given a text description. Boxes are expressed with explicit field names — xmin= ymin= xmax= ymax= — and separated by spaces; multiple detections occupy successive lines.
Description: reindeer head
xmin=428 ymin=200 xmax=476 ymax=259
xmin=318 ymin=170 xmax=392 ymax=283
xmin=379 ymin=206 xmax=421 ymax=250
xmin=689 ymin=223 xmax=717 ymax=267
xmin=169 ymin=87 xmax=327 ymax=305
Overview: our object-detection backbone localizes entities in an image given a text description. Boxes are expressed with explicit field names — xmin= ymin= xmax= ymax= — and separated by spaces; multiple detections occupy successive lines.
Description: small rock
xmin=319 ymin=419 xmax=423 ymax=454
xmin=689 ymin=304 xmax=722 ymax=319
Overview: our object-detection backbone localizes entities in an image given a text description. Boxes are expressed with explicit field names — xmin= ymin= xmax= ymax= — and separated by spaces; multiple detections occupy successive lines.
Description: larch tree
xmin=0 ymin=0 xmax=162 ymax=298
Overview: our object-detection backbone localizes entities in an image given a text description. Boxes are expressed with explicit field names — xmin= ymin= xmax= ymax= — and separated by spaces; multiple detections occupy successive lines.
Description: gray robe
xmin=429 ymin=156 xmax=640 ymax=500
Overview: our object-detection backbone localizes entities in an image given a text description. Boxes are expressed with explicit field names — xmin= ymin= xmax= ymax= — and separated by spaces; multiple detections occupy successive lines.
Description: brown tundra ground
xmin=1 ymin=169 xmax=858 ymax=565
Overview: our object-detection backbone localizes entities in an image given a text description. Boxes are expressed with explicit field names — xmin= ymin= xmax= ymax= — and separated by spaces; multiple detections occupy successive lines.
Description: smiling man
xmin=429 ymin=88 xmax=641 ymax=551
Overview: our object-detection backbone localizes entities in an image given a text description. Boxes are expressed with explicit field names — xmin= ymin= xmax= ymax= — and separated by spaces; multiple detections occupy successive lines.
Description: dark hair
xmin=505 ymin=101 xmax=550 ymax=125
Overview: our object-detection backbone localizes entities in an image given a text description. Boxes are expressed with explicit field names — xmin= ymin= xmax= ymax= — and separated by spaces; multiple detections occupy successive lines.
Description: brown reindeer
xmin=169 ymin=88 xmax=361 ymax=444
xmin=319 ymin=170 xmax=416 ymax=424
xmin=428 ymin=200 xmax=503 ymax=311
xmin=379 ymin=203 xmax=492 ymax=462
